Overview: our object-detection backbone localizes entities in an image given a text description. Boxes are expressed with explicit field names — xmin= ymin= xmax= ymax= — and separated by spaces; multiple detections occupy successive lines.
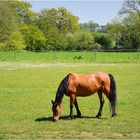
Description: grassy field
xmin=0 ymin=51 xmax=140 ymax=63
xmin=0 ymin=60 xmax=140 ymax=139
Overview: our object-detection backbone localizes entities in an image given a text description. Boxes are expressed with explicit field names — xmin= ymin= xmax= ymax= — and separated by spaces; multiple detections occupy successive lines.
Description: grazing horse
xmin=51 ymin=72 xmax=117 ymax=122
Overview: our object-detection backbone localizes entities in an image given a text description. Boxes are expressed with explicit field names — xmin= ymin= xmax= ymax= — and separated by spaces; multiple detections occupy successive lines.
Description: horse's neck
xmin=55 ymin=91 xmax=64 ymax=104
xmin=55 ymin=76 xmax=67 ymax=104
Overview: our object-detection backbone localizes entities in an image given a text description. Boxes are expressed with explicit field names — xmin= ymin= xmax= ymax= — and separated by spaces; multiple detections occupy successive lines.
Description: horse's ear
xmin=51 ymin=100 xmax=54 ymax=104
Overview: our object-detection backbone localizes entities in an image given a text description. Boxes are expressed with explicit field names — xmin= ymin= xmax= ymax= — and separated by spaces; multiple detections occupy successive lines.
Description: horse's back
xmin=66 ymin=72 xmax=110 ymax=97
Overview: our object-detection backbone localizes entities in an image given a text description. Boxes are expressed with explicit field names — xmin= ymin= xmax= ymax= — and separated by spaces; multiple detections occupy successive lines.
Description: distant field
xmin=0 ymin=51 xmax=139 ymax=63
xmin=0 ymin=62 xmax=140 ymax=139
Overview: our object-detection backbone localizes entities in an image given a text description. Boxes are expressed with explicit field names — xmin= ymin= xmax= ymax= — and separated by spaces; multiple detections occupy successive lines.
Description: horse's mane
xmin=55 ymin=74 xmax=70 ymax=104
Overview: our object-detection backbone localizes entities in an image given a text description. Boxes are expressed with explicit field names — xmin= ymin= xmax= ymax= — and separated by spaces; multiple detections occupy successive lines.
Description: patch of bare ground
xmin=0 ymin=61 xmax=136 ymax=70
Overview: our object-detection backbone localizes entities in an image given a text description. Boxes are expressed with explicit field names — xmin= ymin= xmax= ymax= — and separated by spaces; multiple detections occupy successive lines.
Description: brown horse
xmin=51 ymin=72 xmax=117 ymax=122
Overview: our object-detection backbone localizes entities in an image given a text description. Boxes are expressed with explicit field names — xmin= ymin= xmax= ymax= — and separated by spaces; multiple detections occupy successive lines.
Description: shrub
xmin=5 ymin=31 xmax=26 ymax=50
xmin=93 ymin=33 xmax=114 ymax=49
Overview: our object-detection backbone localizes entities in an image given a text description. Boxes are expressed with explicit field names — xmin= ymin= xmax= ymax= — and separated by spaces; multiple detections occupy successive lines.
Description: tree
xmin=119 ymin=0 xmax=140 ymax=17
xmin=121 ymin=13 xmax=140 ymax=49
xmin=37 ymin=7 xmax=79 ymax=35
xmin=72 ymin=31 xmax=94 ymax=50
xmin=119 ymin=0 xmax=140 ymax=49
xmin=36 ymin=7 xmax=80 ymax=50
xmin=0 ymin=1 xmax=26 ymax=50
xmin=80 ymin=21 xmax=99 ymax=32
xmin=105 ymin=0 xmax=140 ymax=49
xmin=0 ymin=1 xmax=18 ymax=43
xmin=6 ymin=31 xmax=26 ymax=50
xmin=22 ymin=24 xmax=46 ymax=50
xmin=105 ymin=20 xmax=123 ymax=48
xmin=11 ymin=0 xmax=35 ymax=24
xmin=11 ymin=1 xmax=47 ymax=50
xmin=93 ymin=33 xmax=114 ymax=49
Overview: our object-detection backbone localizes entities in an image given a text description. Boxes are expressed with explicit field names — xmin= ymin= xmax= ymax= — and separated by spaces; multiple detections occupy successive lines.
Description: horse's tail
xmin=55 ymin=74 xmax=70 ymax=103
xmin=108 ymin=74 xmax=117 ymax=117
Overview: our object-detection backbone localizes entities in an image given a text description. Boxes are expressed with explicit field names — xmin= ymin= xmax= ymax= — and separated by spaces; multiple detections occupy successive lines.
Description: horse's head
xmin=51 ymin=100 xmax=62 ymax=122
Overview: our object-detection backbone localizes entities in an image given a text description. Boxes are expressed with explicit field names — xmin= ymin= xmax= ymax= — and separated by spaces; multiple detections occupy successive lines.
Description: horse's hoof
xmin=96 ymin=114 xmax=101 ymax=119
xmin=111 ymin=114 xmax=117 ymax=118
xmin=69 ymin=115 xmax=74 ymax=119
xmin=77 ymin=114 xmax=82 ymax=118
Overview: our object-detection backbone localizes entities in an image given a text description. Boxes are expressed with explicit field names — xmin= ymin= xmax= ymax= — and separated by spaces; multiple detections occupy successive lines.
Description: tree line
xmin=0 ymin=0 xmax=140 ymax=51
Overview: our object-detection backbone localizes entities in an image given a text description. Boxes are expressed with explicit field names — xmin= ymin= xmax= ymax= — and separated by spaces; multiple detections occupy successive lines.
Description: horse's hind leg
xmin=74 ymin=98 xmax=81 ymax=118
xmin=96 ymin=91 xmax=105 ymax=118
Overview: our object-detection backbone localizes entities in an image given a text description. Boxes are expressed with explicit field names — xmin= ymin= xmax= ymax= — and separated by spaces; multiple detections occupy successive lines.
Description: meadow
xmin=0 ymin=52 xmax=140 ymax=139
xmin=0 ymin=51 xmax=139 ymax=63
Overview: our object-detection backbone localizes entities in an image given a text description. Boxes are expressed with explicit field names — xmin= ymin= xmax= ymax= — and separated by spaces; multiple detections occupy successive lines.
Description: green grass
xmin=0 ymin=51 xmax=140 ymax=63
xmin=0 ymin=61 xmax=140 ymax=139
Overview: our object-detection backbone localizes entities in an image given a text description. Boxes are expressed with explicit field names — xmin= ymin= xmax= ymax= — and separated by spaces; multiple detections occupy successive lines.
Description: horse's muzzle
xmin=53 ymin=118 xmax=58 ymax=122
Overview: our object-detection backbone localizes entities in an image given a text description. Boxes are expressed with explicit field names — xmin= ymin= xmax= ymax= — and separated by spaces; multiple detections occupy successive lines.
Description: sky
xmin=29 ymin=0 xmax=124 ymax=25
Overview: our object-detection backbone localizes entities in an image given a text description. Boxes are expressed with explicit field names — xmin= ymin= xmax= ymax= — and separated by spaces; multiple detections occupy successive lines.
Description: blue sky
xmin=29 ymin=0 xmax=124 ymax=25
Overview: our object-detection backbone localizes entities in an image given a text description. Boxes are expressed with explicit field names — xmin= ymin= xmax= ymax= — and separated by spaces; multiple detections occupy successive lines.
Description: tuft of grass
xmin=0 ymin=62 xmax=140 ymax=139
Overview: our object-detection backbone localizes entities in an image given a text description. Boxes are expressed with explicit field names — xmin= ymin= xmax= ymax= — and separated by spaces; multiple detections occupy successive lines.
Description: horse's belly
xmin=76 ymin=91 xmax=95 ymax=97
xmin=76 ymin=87 xmax=97 ymax=97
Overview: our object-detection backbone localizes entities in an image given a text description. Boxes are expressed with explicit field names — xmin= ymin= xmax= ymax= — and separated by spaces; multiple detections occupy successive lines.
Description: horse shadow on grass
xmin=35 ymin=115 xmax=107 ymax=122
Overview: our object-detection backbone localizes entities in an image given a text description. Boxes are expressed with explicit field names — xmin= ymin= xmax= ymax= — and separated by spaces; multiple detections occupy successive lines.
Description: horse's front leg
xmin=74 ymin=98 xmax=81 ymax=118
xmin=69 ymin=94 xmax=75 ymax=119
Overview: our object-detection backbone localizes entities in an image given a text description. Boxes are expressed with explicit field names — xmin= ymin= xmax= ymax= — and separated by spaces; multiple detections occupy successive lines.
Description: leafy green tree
xmin=80 ymin=21 xmax=99 ymax=32
xmin=93 ymin=33 xmax=114 ymax=49
xmin=0 ymin=1 xmax=18 ymax=43
xmin=22 ymin=24 xmax=46 ymax=50
xmin=119 ymin=0 xmax=140 ymax=49
xmin=37 ymin=7 xmax=79 ymax=34
xmin=36 ymin=7 xmax=80 ymax=50
xmin=105 ymin=0 xmax=140 ymax=49
xmin=6 ymin=31 xmax=26 ymax=50
xmin=45 ymin=28 xmax=69 ymax=50
xmin=0 ymin=1 xmax=26 ymax=50
xmin=121 ymin=13 xmax=140 ymax=49
xmin=105 ymin=20 xmax=123 ymax=48
xmin=11 ymin=0 xmax=35 ymax=24
xmin=72 ymin=31 xmax=94 ymax=50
